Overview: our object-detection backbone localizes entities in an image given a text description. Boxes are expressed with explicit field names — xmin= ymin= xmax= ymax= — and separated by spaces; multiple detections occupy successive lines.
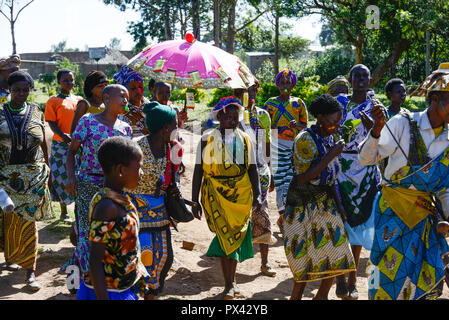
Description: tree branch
xmin=235 ymin=8 xmax=269 ymax=33
xmin=13 ymin=0 xmax=34 ymax=23
xmin=0 ymin=8 xmax=9 ymax=21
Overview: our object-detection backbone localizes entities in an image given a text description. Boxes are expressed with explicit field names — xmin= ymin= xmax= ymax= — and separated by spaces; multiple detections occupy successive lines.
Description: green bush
xmin=207 ymin=88 xmax=234 ymax=107
xmin=171 ymin=87 xmax=206 ymax=103
xmin=255 ymin=75 xmax=328 ymax=108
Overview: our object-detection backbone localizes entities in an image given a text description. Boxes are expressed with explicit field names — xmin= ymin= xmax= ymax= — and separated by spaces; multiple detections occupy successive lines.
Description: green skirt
xmin=206 ymin=223 xmax=254 ymax=263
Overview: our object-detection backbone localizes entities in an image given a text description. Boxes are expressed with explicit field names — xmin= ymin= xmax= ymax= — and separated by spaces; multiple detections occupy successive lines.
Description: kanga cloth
xmin=60 ymin=178 xmax=101 ymax=274
xmin=263 ymin=96 xmax=308 ymax=212
xmin=368 ymin=114 xmax=449 ymax=300
xmin=239 ymin=106 xmax=273 ymax=243
xmin=336 ymin=95 xmax=380 ymax=249
xmin=81 ymin=188 xmax=150 ymax=297
xmin=201 ymin=128 xmax=254 ymax=257
xmin=49 ymin=140 xmax=75 ymax=205
xmin=3 ymin=211 xmax=38 ymax=269
xmin=283 ymin=128 xmax=356 ymax=283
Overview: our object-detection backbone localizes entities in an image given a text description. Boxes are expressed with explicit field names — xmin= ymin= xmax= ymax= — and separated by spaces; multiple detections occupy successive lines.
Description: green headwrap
xmin=143 ymin=101 xmax=177 ymax=134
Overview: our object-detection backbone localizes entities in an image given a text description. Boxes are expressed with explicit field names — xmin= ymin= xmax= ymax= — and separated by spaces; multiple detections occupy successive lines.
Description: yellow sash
xmin=382 ymin=185 xmax=435 ymax=229
xmin=201 ymin=129 xmax=253 ymax=255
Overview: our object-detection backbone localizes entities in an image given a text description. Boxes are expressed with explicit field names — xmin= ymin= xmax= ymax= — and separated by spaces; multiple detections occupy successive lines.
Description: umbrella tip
xmin=185 ymin=32 xmax=195 ymax=43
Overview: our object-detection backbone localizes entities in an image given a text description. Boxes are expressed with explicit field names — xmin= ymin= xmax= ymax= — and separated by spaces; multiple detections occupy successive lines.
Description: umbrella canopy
xmin=126 ymin=33 xmax=256 ymax=89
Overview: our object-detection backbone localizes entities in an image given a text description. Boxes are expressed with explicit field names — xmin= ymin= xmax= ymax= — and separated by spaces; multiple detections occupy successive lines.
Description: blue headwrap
xmin=210 ymin=96 xmax=244 ymax=121
xmin=113 ymin=65 xmax=143 ymax=87
xmin=275 ymin=69 xmax=297 ymax=88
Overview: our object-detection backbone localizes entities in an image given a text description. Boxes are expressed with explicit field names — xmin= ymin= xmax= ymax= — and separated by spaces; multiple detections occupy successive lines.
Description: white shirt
xmin=358 ymin=110 xmax=449 ymax=218
xmin=0 ymin=187 xmax=14 ymax=210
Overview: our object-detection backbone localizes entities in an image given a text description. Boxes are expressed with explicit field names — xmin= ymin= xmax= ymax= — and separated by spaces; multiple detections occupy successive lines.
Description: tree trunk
xmin=371 ymin=38 xmax=409 ymax=87
xmin=225 ymin=0 xmax=236 ymax=53
xmin=192 ymin=0 xmax=200 ymax=40
xmin=273 ymin=11 xmax=280 ymax=75
xmin=11 ymin=20 xmax=16 ymax=54
xmin=164 ymin=0 xmax=173 ymax=40
xmin=213 ymin=0 xmax=222 ymax=47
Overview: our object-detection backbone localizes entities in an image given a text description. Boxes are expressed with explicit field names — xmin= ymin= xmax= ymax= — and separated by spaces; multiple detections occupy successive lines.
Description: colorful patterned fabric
xmin=0 ymin=103 xmax=54 ymax=222
xmin=3 ymin=211 xmax=37 ymax=269
xmin=263 ymin=96 xmax=308 ymax=141
xmin=337 ymin=95 xmax=380 ymax=238
xmin=137 ymin=225 xmax=173 ymax=295
xmin=240 ymin=106 xmax=273 ymax=243
xmin=283 ymin=128 xmax=355 ymax=283
xmin=118 ymin=104 xmax=149 ymax=137
xmin=201 ymin=128 xmax=254 ymax=257
xmin=131 ymin=135 xmax=168 ymax=196
xmin=82 ymin=188 xmax=149 ymax=294
xmin=60 ymin=179 xmax=101 ymax=273
xmin=207 ymin=223 xmax=254 ymax=262
xmin=49 ymin=140 xmax=75 ymax=205
xmin=72 ymin=113 xmax=133 ymax=185
xmin=0 ymin=103 xmax=46 ymax=165
xmin=0 ymin=88 xmax=9 ymax=104
xmin=271 ymin=138 xmax=294 ymax=212
xmin=368 ymin=115 xmax=449 ymax=300
xmin=127 ymin=134 xmax=175 ymax=296
xmin=44 ymin=94 xmax=82 ymax=142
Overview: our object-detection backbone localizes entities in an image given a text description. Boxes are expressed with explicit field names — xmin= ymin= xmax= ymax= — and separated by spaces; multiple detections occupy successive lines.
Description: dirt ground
xmin=1 ymin=129 xmax=448 ymax=301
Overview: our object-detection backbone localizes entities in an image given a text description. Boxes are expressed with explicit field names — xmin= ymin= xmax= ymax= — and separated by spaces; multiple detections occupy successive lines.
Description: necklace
xmin=8 ymin=102 xmax=26 ymax=112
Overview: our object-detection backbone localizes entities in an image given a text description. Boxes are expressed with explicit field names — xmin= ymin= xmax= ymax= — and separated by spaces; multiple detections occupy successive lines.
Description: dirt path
xmin=1 ymin=129 xmax=448 ymax=300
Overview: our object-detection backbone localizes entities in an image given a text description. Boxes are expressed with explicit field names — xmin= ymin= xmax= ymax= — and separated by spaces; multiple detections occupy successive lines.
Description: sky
xmin=0 ymin=0 xmax=322 ymax=57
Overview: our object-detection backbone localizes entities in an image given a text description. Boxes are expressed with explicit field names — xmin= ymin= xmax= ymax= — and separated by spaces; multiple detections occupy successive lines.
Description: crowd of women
xmin=1 ymin=52 xmax=449 ymax=301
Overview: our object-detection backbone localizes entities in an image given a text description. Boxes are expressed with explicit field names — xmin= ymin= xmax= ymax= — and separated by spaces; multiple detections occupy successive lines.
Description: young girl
xmin=45 ymin=69 xmax=82 ymax=222
xmin=77 ymin=136 xmax=150 ymax=300
xmin=69 ymin=70 xmax=109 ymax=134
xmin=192 ymin=97 xmax=262 ymax=300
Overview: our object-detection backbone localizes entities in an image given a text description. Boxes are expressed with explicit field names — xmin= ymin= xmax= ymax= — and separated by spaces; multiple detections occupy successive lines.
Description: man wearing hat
xmin=358 ymin=63 xmax=449 ymax=300
xmin=0 ymin=54 xmax=21 ymax=103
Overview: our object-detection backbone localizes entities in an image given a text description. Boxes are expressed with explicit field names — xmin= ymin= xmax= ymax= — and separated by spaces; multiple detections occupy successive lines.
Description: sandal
xmin=261 ymin=264 xmax=277 ymax=277
xmin=223 ymin=287 xmax=235 ymax=300
xmin=335 ymin=282 xmax=348 ymax=299
xmin=346 ymin=284 xmax=359 ymax=300
xmin=233 ymin=283 xmax=241 ymax=295
xmin=27 ymin=277 xmax=42 ymax=292
xmin=5 ymin=263 xmax=20 ymax=272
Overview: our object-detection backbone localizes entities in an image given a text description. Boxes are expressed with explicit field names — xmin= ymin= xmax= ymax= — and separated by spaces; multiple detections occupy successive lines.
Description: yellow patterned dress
xmin=283 ymin=127 xmax=356 ymax=282
xmin=201 ymin=128 xmax=255 ymax=262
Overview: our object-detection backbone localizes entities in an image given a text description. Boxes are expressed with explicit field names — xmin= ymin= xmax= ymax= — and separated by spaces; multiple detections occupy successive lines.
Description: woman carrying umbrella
xmin=263 ymin=69 xmax=308 ymax=219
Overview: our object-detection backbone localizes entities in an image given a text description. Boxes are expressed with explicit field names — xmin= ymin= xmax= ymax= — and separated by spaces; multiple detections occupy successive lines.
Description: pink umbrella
xmin=126 ymin=33 xmax=256 ymax=89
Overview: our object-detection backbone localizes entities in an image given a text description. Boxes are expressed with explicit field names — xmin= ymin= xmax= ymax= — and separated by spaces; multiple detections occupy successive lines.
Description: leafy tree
xmin=292 ymin=0 xmax=449 ymax=86
xmin=50 ymin=40 xmax=80 ymax=53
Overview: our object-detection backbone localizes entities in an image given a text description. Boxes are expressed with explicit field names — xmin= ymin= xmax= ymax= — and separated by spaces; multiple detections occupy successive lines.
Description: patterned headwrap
xmin=113 ymin=65 xmax=143 ymax=87
xmin=142 ymin=101 xmax=177 ymax=134
xmin=411 ymin=63 xmax=449 ymax=97
xmin=210 ymin=96 xmax=244 ymax=121
xmin=0 ymin=54 xmax=21 ymax=71
xmin=275 ymin=69 xmax=297 ymax=88
xmin=327 ymin=76 xmax=350 ymax=95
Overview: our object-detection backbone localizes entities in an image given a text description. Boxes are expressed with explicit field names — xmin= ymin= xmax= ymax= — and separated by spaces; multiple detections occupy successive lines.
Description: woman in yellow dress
xmin=192 ymin=97 xmax=262 ymax=300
